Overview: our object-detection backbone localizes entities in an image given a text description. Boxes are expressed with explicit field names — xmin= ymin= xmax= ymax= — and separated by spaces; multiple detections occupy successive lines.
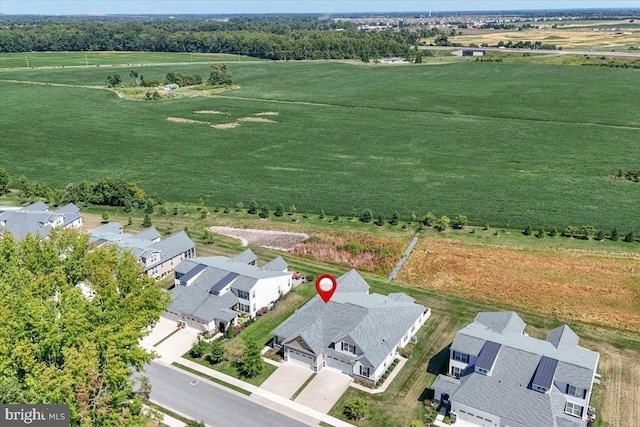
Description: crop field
xmin=1 ymin=58 xmax=639 ymax=232
xmin=0 ymin=51 xmax=259 ymax=69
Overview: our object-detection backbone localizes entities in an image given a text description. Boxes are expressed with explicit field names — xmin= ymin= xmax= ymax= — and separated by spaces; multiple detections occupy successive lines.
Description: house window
xmin=476 ymin=367 xmax=488 ymax=375
xmin=252 ymin=291 xmax=256 ymax=298
xmin=252 ymin=303 xmax=256 ymax=312
xmin=565 ymin=402 xmax=583 ymax=418
xmin=359 ymin=366 xmax=370 ymax=377
xmin=237 ymin=290 xmax=249 ymax=300
xmin=238 ymin=303 xmax=250 ymax=313
xmin=341 ymin=342 xmax=356 ymax=354
xmin=452 ymin=351 xmax=469 ymax=363
xmin=532 ymin=385 xmax=548 ymax=393
xmin=451 ymin=366 xmax=462 ymax=379
xmin=567 ymin=385 xmax=585 ymax=398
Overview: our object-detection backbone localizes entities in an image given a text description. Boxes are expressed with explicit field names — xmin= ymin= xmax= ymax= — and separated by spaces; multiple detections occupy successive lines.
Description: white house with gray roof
xmin=0 ymin=201 xmax=82 ymax=241
xmin=272 ymin=269 xmax=431 ymax=382
xmin=432 ymin=311 xmax=599 ymax=427
xmin=89 ymin=222 xmax=195 ymax=279
xmin=163 ymin=249 xmax=293 ymax=333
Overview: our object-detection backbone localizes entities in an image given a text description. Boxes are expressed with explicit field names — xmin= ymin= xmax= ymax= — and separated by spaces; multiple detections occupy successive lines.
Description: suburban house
xmin=0 ymin=201 xmax=83 ymax=241
xmin=432 ymin=311 xmax=599 ymax=427
xmin=163 ymin=249 xmax=293 ymax=333
xmin=89 ymin=222 xmax=195 ymax=279
xmin=272 ymin=269 xmax=431 ymax=383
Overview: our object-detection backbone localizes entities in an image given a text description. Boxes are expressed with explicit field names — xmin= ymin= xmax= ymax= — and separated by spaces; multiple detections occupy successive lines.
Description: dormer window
xmin=341 ymin=342 xmax=356 ymax=354
xmin=532 ymin=385 xmax=548 ymax=393
xmin=476 ymin=367 xmax=489 ymax=375
xmin=567 ymin=385 xmax=586 ymax=398
xmin=452 ymin=351 xmax=469 ymax=363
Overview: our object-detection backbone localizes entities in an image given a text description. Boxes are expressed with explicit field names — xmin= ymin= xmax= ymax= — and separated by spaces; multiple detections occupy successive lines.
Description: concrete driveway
xmin=154 ymin=327 xmax=200 ymax=363
xmin=260 ymin=362 xmax=313 ymax=399
xmin=294 ymin=367 xmax=352 ymax=414
xmin=140 ymin=317 xmax=179 ymax=352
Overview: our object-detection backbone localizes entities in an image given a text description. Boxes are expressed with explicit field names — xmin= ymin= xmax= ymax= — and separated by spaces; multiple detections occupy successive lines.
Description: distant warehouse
xmin=453 ymin=49 xmax=486 ymax=57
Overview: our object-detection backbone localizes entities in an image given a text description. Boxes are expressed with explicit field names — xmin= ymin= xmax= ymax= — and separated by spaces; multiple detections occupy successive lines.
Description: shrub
xmin=550 ymin=226 xmax=558 ymax=237
xmin=375 ymin=214 xmax=385 ymax=226
xmin=205 ymin=341 xmax=225 ymax=365
xmin=611 ymin=227 xmax=619 ymax=241
xmin=360 ymin=209 xmax=373 ymax=223
xmin=248 ymin=200 xmax=258 ymax=215
xmin=536 ymin=227 xmax=545 ymax=238
xmin=226 ymin=327 xmax=234 ymax=339
xmin=624 ymin=231 xmax=635 ymax=242
xmin=101 ymin=211 xmax=110 ymax=223
xmin=319 ymin=210 xmax=326 ymax=220
xmin=343 ymin=398 xmax=369 ymax=420
xmin=223 ymin=339 xmax=245 ymax=363
xmin=390 ymin=211 xmax=400 ymax=225
xmin=223 ymin=206 xmax=230 ymax=214
xmin=399 ymin=346 xmax=413 ymax=359
xmin=275 ymin=204 xmax=284 ymax=217
xmin=423 ymin=212 xmax=436 ymax=226
xmin=596 ymin=229 xmax=605 ymax=241
xmin=189 ymin=339 xmax=208 ymax=359
xmin=524 ymin=224 xmax=532 ymax=236
xmin=259 ymin=205 xmax=269 ymax=218
xmin=173 ymin=207 xmax=179 ymax=216
xmin=141 ymin=214 xmax=152 ymax=228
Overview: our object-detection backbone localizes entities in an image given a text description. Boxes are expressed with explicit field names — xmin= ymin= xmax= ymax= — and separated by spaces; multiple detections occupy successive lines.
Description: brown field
xmin=452 ymin=27 xmax=640 ymax=49
xmin=397 ymin=238 xmax=640 ymax=334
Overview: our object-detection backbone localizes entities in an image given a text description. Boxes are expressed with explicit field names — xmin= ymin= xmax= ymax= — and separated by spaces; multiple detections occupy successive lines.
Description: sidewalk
xmin=171 ymin=357 xmax=353 ymax=427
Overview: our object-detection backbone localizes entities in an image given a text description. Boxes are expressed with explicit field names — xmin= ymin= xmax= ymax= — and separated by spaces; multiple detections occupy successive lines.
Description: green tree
xmin=226 ymin=326 xmax=234 ymax=339
xmin=624 ymin=231 xmax=635 ymax=242
xmin=127 ymin=216 xmax=133 ymax=226
xmin=173 ymin=206 xmax=179 ymax=216
xmin=206 ymin=341 xmax=225 ymax=365
xmin=319 ymin=210 xmax=326 ymax=220
xmin=259 ymin=205 xmax=270 ymax=218
xmin=248 ymin=200 xmax=258 ymax=215
xmin=550 ymin=226 xmax=558 ymax=237
xmin=145 ymin=201 xmax=155 ymax=214
xmin=123 ymin=199 xmax=133 ymax=213
xmin=190 ymin=339 xmax=209 ymax=359
xmin=343 ymin=398 xmax=369 ymax=420
xmin=0 ymin=229 xmax=169 ymax=425
xmin=101 ymin=211 xmax=110 ymax=223
xmin=208 ymin=64 xmax=233 ymax=85
xmin=414 ymin=51 xmax=423 ymax=63
xmin=524 ymin=224 xmax=532 ymax=236
xmin=275 ymin=204 xmax=285 ymax=217
xmin=596 ymin=229 xmax=605 ymax=241
xmin=142 ymin=213 xmax=152 ymax=227
xmin=0 ymin=167 xmax=11 ymax=194
xmin=236 ymin=340 xmax=264 ymax=378
xmin=423 ymin=212 xmax=436 ymax=226
xmin=611 ymin=227 xmax=619 ymax=241
xmin=437 ymin=215 xmax=450 ymax=231
xmin=390 ymin=211 xmax=400 ymax=225
xmin=106 ymin=74 xmax=122 ymax=87
xmin=375 ymin=213 xmax=386 ymax=226
xmin=360 ymin=209 xmax=373 ymax=223
xmin=455 ymin=215 xmax=468 ymax=229
xmin=536 ymin=227 xmax=545 ymax=238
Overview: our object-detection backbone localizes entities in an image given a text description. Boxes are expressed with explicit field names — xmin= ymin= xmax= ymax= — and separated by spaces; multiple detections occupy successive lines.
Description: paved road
xmin=418 ymin=45 xmax=640 ymax=58
xmin=144 ymin=362 xmax=311 ymax=427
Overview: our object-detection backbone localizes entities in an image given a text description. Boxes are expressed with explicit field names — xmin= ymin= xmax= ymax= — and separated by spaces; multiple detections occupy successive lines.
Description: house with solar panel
xmin=163 ymin=249 xmax=292 ymax=333
xmin=432 ymin=311 xmax=599 ymax=427
xmin=271 ymin=270 xmax=431 ymax=382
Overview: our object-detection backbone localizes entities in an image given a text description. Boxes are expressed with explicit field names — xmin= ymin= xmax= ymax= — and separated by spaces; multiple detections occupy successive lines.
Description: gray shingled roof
xmin=170 ymin=282 xmax=239 ymax=323
xmin=261 ymin=256 xmax=288 ymax=272
xmin=335 ymin=269 xmax=370 ymax=293
xmin=432 ymin=375 xmax=461 ymax=396
xmin=273 ymin=271 xmax=426 ymax=368
xmin=0 ymin=202 xmax=81 ymax=241
xmin=176 ymin=255 xmax=290 ymax=283
xmin=148 ymin=231 xmax=194 ymax=268
xmin=229 ymin=248 xmax=257 ymax=264
xmin=475 ymin=311 xmax=526 ymax=335
xmin=547 ymin=325 xmax=580 ymax=349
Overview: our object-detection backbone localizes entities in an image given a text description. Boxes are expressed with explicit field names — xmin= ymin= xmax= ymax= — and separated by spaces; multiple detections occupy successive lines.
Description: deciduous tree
xmin=236 ymin=340 xmax=264 ymax=378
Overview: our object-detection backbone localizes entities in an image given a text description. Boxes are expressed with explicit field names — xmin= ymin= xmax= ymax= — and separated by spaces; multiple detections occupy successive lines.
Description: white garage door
xmin=287 ymin=349 xmax=314 ymax=368
xmin=457 ymin=410 xmax=492 ymax=427
xmin=325 ymin=355 xmax=352 ymax=374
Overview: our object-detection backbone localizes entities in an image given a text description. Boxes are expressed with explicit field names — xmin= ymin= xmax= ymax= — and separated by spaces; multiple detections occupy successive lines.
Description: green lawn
xmin=1 ymin=60 xmax=639 ymax=232
xmin=181 ymin=355 xmax=277 ymax=387
xmin=0 ymin=51 xmax=261 ymax=69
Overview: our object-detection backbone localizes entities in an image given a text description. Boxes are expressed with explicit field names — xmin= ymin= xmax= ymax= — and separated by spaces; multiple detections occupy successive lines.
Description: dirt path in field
xmin=208 ymin=226 xmax=308 ymax=251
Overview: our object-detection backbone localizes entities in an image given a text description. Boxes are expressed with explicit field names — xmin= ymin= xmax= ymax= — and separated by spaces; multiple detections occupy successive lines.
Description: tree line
xmin=0 ymin=16 xmax=412 ymax=59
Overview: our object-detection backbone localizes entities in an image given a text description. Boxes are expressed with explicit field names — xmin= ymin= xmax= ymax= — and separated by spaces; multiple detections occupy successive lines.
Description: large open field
xmin=1 ymin=56 xmax=639 ymax=232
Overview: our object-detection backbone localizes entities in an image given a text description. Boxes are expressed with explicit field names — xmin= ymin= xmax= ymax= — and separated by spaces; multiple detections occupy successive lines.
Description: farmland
xmin=1 ymin=56 xmax=639 ymax=233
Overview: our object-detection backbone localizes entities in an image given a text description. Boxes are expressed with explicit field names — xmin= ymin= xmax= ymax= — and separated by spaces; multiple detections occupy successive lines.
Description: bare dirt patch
xmin=194 ymin=110 xmax=230 ymax=115
xmin=254 ymin=112 xmax=279 ymax=116
xmin=211 ymin=122 xmax=238 ymax=129
xmin=238 ymin=117 xmax=276 ymax=123
xmin=209 ymin=226 xmax=308 ymax=251
xmin=398 ymin=238 xmax=640 ymax=333
xmin=167 ymin=117 xmax=210 ymax=125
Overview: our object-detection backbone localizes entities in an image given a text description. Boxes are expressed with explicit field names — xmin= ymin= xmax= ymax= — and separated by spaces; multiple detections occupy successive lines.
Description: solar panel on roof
xmin=179 ymin=263 xmax=206 ymax=284
xmin=475 ymin=341 xmax=501 ymax=371
xmin=532 ymin=356 xmax=558 ymax=389
xmin=210 ymin=272 xmax=239 ymax=295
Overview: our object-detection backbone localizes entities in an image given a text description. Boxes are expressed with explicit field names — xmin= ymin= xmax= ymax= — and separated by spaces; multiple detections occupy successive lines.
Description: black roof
xmin=475 ymin=341 xmax=502 ymax=371
xmin=531 ymin=356 xmax=558 ymax=389
xmin=209 ymin=272 xmax=239 ymax=295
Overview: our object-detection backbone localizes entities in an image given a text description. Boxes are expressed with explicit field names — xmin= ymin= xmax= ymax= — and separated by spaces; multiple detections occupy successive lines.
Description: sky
xmin=1 ymin=1 xmax=638 ymax=15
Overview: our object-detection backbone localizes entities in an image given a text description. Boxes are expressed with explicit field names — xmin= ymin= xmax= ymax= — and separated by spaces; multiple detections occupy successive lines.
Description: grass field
xmin=1 ymin=58 xmax=639 ymax=233
xmin=0 ymin=51 xmax=260 ymax=69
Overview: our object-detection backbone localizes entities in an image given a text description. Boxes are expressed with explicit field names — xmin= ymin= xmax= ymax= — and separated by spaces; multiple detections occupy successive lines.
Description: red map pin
xmin=315 ymin=274 xmax=337 ymax=303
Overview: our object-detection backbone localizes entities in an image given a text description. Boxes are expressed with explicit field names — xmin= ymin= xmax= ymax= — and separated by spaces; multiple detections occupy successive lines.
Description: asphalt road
xmin=144 ymin=362 xmax=312 ymax=427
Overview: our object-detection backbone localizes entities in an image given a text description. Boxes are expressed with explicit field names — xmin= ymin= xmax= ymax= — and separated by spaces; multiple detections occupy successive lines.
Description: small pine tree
xmin=144 ymin=201 xmax=154 ymax=214
xmin=173 ymin=206 xmax=179 ymax=216
xmin=596 ymin=229 xmax=605 ymax=241
xmin=375 ymin=214 xmax=386 ymax=226
xmin=189 ymin=339 xmax=208 ymax=359
xmin=483 ymin=222 xmax=490 ymax=231
xmin=611 ymin=227 xmax=619 ymax=241
xmin=550 ymin=226 xmax=558 ymax=237
xmin=141 ymin=213 xmax=152 ymax=228
xmin=223 ymin=206 xmax=230 ymax=214
xmin=236 ymin=340 xmax=265 ymax=379
xmin=259 ymin=205 xmax=269 ymax=218
xmin=200 ymin=207 xmax=209 ymax=219
xmin=390 ymin=211 xmax=400 ymax=226
xmin=623 ymin=231 xmax=635 ymax=242
xmin=333 ymin=214 xmax=340 ymax=222
xmin=206 ymin=341 xmax=225 ymax=365
xmin=423 ymin=212 xmax=436 ymax=226
xmin=350 ymin=208 xmax=357 ymax=219
xmin=343 ymin=398 xmax=369 ymax=420
xmin=161 ymin=206 xmax=168 ymax=215
xmin=127 ymin=216 xmax=133 ymax=226
xmin=536 ymin=227 xmax=545 ymax=239
xmin=360 ymin=209 xmax=373 ymax=223
xmin=524 ymin=225 xmax=532 ymax=236
xmin=226 ymin=326 xmax=234 ymax=339
xmin=275 ymin=204 xmax=284 ymax=217
xmin=101 ymin=211 xmax=110 ymax=223
xmin=248 ymin=200 xmax=258 ymax=215
xmin=123 ymin=199 xmax=133 ymax=213
xmin=319 ymin=210 xmax=326 ymax=220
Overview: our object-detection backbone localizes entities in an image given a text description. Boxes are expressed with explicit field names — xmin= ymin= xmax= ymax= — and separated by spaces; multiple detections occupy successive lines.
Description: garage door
xmin=457 ymin=410 xmax=492 ymax=427
xmin=325 ymin=355 xmax=352 ymax=374
xmin=287 ymin=349 xmax=314 ymax=368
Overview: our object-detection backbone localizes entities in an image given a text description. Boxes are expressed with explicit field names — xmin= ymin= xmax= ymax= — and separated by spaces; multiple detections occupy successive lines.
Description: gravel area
xmin=209 ymin=226 xmax=309 ymax=251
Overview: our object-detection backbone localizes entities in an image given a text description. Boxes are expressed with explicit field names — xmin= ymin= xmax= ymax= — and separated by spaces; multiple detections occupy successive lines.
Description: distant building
xmin=163 ymin=83 xmax=179 ymax=90
xmin=163 ymin=249 xmax=293 ymax=333
xmin=0 ymin=201 xmax=82 ymax=241
xmin=432 ymin=311 xmax=599 ymax=427
xmin=89 ymin=222 xmax=195 ymax=279
xmin=378 ymin=57 xmax=406 ymax=64
xmin=453 ymin=49 xmax=486 ymax=57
